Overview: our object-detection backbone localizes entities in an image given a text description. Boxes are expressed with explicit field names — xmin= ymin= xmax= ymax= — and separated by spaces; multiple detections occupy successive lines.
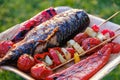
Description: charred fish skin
xmin=0 ymin=9 xmax=90 ymax=65
xmin=56 ymin=10 xmax=90 ymax=45
xmin=26 ymin=9 xmax=90 ymax=53
xmin=0 ymin=40 xmax=38 ymax=65
xmin=25 ymin=9 xmax=90 ymax=46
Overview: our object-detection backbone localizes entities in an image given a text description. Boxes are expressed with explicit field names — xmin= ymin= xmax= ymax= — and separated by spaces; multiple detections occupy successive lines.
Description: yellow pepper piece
xmin=74 ymin=52 xmax=80 ymax=63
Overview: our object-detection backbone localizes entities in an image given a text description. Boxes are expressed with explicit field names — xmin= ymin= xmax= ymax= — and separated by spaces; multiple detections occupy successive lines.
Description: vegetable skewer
xmin=52 ymin=33 xmax=120 ymax=70
xmin=51 ymin=11 xmax=120 ymax=70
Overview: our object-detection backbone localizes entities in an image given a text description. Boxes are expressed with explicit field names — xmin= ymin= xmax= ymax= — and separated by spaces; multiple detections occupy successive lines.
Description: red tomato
xmin=74 ymin=33 xmax=89 ymax=45
xmin=17 ymin=54 xmax=35 ymax=72
xmin=31 ymin=63 xmax=53 ymax=80
xmin=0 ymin=40 xmax=14 ymax=58
xmin=111 ymin=42 xmax=120 ymax=53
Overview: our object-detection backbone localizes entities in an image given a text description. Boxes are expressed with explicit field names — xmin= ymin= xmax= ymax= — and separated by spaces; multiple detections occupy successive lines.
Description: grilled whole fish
xmin=0 ymin=9 xmax=90 ymax=65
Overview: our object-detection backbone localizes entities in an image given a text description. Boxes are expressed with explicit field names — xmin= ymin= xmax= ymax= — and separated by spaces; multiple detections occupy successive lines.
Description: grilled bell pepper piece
xmin=74 ymin=52 xmax=80 ymax=63
xmin=49 ymin=48 xmax=61 ymax=65
xmin=34 ymin=52 xmax=49 ymax=63
xmin=66 ymin=48 xmax=75 ymax=58
xmin=91 ymin=24 xmax=99 ymax=32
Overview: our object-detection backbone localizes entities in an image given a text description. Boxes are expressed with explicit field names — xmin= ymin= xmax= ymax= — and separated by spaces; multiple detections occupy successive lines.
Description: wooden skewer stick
xmin=52 ymin=11 xmax=120 ymax=71
xmin=52 ymin=33 xmax=120 ymax=71
xmin=98 ymin=11 xmax=120 ymax=27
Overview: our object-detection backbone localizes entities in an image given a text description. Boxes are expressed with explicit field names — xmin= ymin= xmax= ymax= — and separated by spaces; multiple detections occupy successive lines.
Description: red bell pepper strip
xmin=73 ymin=33 xmax=89 ymax=45
xmin=91 ymin=24 xmax=100 ymax=32
xmin=34 ymin=52 xmax=49 ymax=63
xmin=49 ymin=48 xmax=61 ymax=66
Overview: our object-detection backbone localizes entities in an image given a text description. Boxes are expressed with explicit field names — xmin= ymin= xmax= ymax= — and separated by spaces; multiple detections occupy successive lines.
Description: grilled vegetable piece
xmin=45 ymin=55 xmax=53 ymax=66
xmin=31 ymin=63 xmax=53 ymax=80
xmin=0 ymin=41 xmax=14 ymax=58
xmin=91 ymin=24 xmax=99 ymax=32
xmin=66 ymin=48 xmax=75 ymax=58
xmin=73 ymin=33 xmax=89 ymax=45
xmin=0 ymin=9 xmax=90 ymax=65
xmin=67 ymin=40 xmax=85 ymax=54
xmin=12 ymin=7 xmax=57 ymax=43
xmin=34 ymin=52 xmax=49 ymax=63
xmin=111 ymin=42 xmax=120 ymax=53
xmin=61 ymin=48 xmax=71 ymax=60
xmin=56 ymin=51 xmax=66 ymax=63
xmin=85 ymin=27 xmax=97 ymax=37
xmin=101 ymin=29 xmax=115 ymax=38
xmin=74 ymin=52 xmax=80 ymax=63
xmin=17 ymin=54 xmax=35 ymax=72
xmin=82 ymin=37 xmax=101 ymax=54
xmin=46 ymin=43 xmax=112 ymax=80
xmin=49 ymin=48 xmax=61 ymax=65
xmin=96 ymin=33 xmax=106 ymax=41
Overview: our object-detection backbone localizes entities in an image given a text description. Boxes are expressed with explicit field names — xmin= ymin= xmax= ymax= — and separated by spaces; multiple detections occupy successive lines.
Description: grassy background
xmin=0 ymin=0 xmax=120 ymax=80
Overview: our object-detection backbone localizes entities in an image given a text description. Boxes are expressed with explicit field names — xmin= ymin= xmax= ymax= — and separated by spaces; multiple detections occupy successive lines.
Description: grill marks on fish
xmin=56 ymin=10 xmax=89 ymax=45
xmin=35 ymin=27 xmax=59 ymax=53
xmin=0 ymin=9 xmax=90 ymax=65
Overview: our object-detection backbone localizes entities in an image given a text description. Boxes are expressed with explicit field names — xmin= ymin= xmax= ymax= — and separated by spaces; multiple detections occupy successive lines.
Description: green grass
xmin=0 ymin=0 xmax=120 ymax=80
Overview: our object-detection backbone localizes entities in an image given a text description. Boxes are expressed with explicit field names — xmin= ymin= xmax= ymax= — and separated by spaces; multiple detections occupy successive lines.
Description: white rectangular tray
xmin=0 ymin=14 xmax=120 ymax=80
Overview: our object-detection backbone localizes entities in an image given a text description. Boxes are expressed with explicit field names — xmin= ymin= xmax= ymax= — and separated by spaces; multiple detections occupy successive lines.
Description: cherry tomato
xmin=111 ymin=42 xmax=120 ymax=53
xmin=34 ymin=52 xmax=49 ymax=63
xmin=17 ymin=54 xmax=35 ymax=72
xmin=31 ymin=63 xmax=53 ymax=80
xmin=74 ymin=33 xmax=89 ymax=45
xmin=0 ymin=40 xmax=14 ymax=58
